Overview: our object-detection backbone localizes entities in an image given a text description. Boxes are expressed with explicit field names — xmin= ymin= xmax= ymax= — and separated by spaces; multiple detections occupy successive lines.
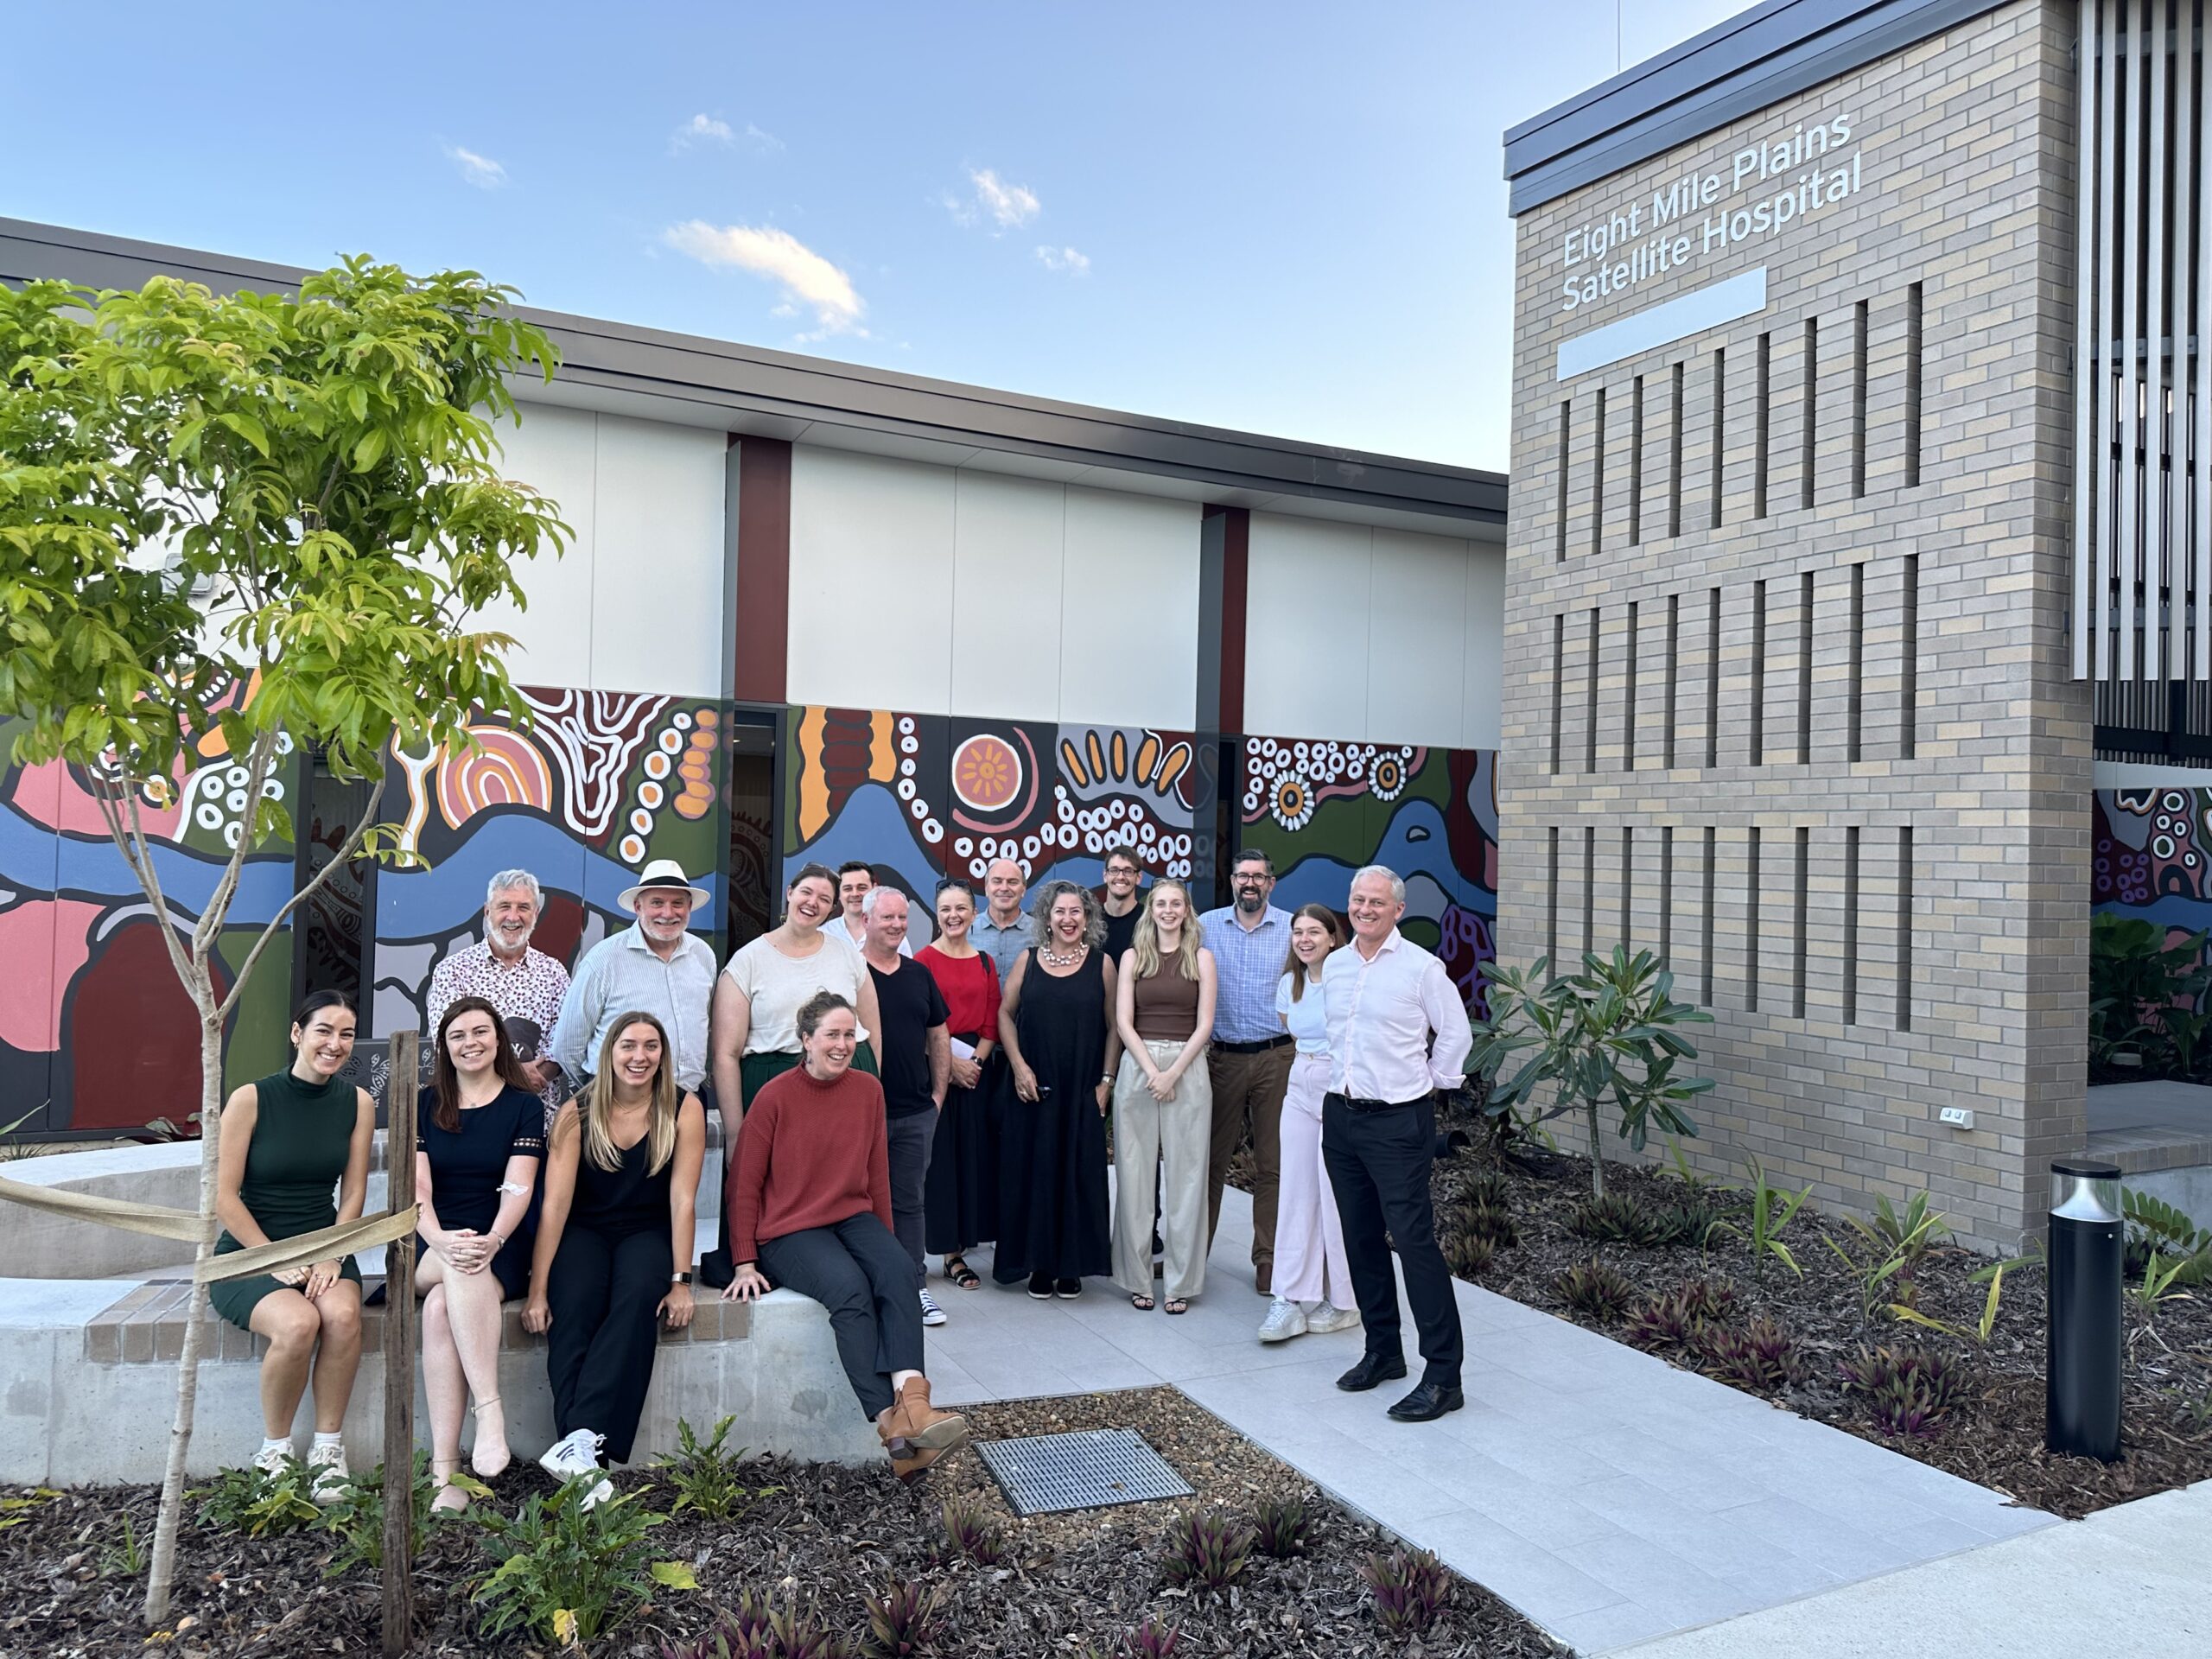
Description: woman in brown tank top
xmin=1110 ymin=878 xmax=1217 ymax=1313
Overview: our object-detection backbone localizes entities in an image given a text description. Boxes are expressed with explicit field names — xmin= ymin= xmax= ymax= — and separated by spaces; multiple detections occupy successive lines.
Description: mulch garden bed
xmin=3 ymin=1387 xmax=1563 ymax=1658
xmin=1419 ymin=1101 xmax=2212 ymax=1521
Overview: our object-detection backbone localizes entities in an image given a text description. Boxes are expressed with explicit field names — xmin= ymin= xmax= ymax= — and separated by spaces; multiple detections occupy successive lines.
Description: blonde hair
xmin=1131 ymin=879 xmax=1201 ymax=982
xmin=1281 ymin=903 xmax=1344 ymax=1002
xmin=582 ymin=1010 xmax=679 ymax=1175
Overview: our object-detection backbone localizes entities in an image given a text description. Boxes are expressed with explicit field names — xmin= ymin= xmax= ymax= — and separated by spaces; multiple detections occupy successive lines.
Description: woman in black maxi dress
xmin=992 ymin=880 xmax=1122 ymax=1298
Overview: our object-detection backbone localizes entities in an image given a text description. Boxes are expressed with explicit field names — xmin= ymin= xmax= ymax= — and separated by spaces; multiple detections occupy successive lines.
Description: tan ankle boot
xmin=887 ymin=1376 xmax=969 ymax=1452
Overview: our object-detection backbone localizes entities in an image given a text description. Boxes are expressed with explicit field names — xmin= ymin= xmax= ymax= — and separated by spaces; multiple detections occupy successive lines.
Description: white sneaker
xmin=918 ymin=1288 xmax=947 ymax=1327
xmin=305 ymin=1440 xmax=350 ymax=1505
xmin=538 ymin=1428 xmax=613 ymax=1509
xmin=1306 ymin=1302 xmax=1363 ymax=1335
xmin=252 ymin=1441 xmax=293 ymax=1478
xmin=1257 ymin=1298 xmax=1308 ymax=1343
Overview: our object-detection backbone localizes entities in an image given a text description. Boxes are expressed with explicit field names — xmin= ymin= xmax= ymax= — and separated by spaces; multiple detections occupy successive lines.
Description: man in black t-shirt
xmin=1098 ymin=844 xmax=1145 ymax=963
xmin=861 ymin=886 xmax=951 ymax=1325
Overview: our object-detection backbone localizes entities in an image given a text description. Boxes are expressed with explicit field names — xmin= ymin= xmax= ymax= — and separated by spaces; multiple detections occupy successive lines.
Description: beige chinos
xmin=1111 ymin=1039 xmax=1212 ymax=1302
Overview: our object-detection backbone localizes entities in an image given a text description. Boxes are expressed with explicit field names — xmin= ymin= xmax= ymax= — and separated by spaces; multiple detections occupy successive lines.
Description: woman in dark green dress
xmin=210 ymin=989 xmax=378 ymax=1502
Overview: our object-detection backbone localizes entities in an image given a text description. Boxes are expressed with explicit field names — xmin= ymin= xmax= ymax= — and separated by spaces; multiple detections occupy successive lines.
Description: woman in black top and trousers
xmin=415 ymin=996 xmax=543 ymax=1513
xmin=524 ymin=1010 xmax=705 ymax=1504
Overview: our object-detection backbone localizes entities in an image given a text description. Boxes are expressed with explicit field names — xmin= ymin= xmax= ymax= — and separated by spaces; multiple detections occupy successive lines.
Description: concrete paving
xmin=1611 ymin=1477 xmax=2212 ymax=1658
xmin=913 ymin=1186 xmax=2055 ymax=1655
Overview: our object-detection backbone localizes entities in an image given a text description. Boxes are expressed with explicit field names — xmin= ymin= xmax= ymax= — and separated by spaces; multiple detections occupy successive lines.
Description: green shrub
xmin=1552 ymin=1260 xmax=1635 ymax=1318
xmin=654 ymin=1415 xmax=782 ymax=1522
xmin=192 ymin=1461 xmax=321 ymax=1539
xmin=471 ymin=1480 xmax=691 ymax=1645
xmin=316 ymin=1450 xmax=449 ymax=1577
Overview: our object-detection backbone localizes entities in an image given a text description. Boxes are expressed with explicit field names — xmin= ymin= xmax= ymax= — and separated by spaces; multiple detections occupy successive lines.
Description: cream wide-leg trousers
xmin=1111 ymin=1039 xmax=1212 ymax=1302
xmin=1273 ymin=1051 xmax=1354 ymax=1309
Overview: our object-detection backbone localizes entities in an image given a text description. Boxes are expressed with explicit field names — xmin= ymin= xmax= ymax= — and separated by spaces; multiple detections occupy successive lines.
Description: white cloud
xmin=662 ymin=220 xmax=866 ymax=335
xmin=1035 ymin=245 xmax=1090 ymax=275
xmin=445 ymin=145 xmax=506 ymax=189
xmin=743 ymin=123 xmax=784 ymax=152
xmin=671 ymin=113 xmax=734 ymax=150
xmin=949 ymin=168 xmax=1039 ymax=230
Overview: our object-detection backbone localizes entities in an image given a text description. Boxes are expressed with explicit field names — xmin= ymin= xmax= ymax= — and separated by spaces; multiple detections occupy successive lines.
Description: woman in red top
xmin=722 ymin=992 xmax=969 ymax=1480
xmin=918 ymin=876 xmax=1001 ymax=1291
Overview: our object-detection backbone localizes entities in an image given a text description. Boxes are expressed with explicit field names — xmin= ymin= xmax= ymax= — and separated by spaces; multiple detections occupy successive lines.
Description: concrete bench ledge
xmin=1 ymin=1275 xmax=880 ymax=1486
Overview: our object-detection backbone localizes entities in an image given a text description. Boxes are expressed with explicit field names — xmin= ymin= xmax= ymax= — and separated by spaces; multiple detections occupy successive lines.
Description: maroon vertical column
xmin=1195 ymin=505 xmax=1249 ymax=910
xmin=731 ymin=437 xmax=791 ymax=706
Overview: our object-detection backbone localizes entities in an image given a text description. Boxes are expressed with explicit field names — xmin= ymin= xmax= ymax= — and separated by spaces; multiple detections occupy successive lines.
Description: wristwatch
xmin=671 ymin=1269 xmax=693 ymax=1286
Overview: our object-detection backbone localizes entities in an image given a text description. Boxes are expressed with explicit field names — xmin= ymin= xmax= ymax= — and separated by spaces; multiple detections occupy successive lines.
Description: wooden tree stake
xmin=382 ymin=1031 xmax=418 ymax=1658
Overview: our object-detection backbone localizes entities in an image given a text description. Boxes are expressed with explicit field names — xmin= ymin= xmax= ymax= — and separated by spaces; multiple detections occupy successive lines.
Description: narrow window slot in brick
xmin=1547 ymin=827 xmax=1560 ymax=972
xmin=1751 ymin=579 xmax=1768 ymax=766
xmin=1700 ymin=826 xmax=1717 ymax=1005
xmin=1792 ymin=826 xmax=1810 ymax=1019
xmin=1664 ymin=593 xmax=1680 ymax=767
xmin=1549 ymin=612 xmax=1565 ymax=774
xmin=1669 ymin=361 xmax=1686 ymax=537
xmin=1709 ymin=346 xmax=1726 ymax=529
xmin=1555 ymin=399 xmax=1572 ymax=562
xmin=1746 ymin=827 xmax=1763 ymax=1013
xmin=1585 ymin=607 xmax=1600 ymax=774
xmin=1796 ymin=569 xmax=1814 ymax=765
xmin=1754 ymin=333 xmax=1771 ymax=519
xmin=1591 ymin=385 xmax=1608 ymax=558
xmin=1847 ymin=563 xmax=1866 ymax=762
xmin=1582 ymin=827 xmax=1597 ymax=959
xmin=1897 ymin=826 xmax=1914 ymax=1032
xmin=1901 ymin=556 xmax=1919 ymax=760
xmin=1800 ymin=317 xmax=1819 ymax=510
xmin=1844 ymin=825 xmax=1860 ymax=1026
xmin=1851 ymin=299 xmax=1870 ymax=498
xmin=1629 ymin=376 xmax=1645 ymax=545
xmin=1620 ymin=825 xmax=1635 ymax=950
xmin=1704 ymin=587 xmax=1721 ymax=768
xmin=1624 ymin=599 xmax=1639 ymax=771
xmin=1904 ymin=284 xmax=1923 ymax=488
xmin=1660 ymin=824 xmax=1675 ymax=967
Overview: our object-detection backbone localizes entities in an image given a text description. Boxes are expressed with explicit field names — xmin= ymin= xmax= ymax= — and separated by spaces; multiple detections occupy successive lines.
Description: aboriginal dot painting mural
xmin=780 ymin=707 xmax=1201 ymax=910
xmin=369 ymin=687 xmax=726 ymax=1045
xmin=1240 ymin=737 xmax=1500 ymax=1014
xmin=0 ymin=678 xmax=301 ymax=1136
xmin=2093 ymin=788 xmax=2212 ymax=958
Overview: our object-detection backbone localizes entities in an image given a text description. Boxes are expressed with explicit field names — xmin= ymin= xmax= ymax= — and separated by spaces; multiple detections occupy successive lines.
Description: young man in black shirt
xmin=860 ymin=885 xmax=951 ymax=1325
xmin=1099 ymin=844 xmax=1145 ymax=962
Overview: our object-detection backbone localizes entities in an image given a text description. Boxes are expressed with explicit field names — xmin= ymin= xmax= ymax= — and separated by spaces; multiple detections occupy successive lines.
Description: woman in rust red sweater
xmin=721 ymin=991 xmax=969 ymax=1480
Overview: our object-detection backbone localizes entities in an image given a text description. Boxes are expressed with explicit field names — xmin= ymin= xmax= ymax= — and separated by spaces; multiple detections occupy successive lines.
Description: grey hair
xmin=1350 ymin=864 xmax=1406 ymax=905
xmin=861 ymin=884 xmax=906 ymax=918
xmin=486 ymin=869 xmax=543 ymax=909
xmin=1028 ymin=879 xmax=1104 ymax=950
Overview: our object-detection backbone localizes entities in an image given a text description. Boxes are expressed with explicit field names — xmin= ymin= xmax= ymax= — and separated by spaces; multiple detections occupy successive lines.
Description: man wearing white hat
xmin=549 ymin=859 xmax=718 ymax=1094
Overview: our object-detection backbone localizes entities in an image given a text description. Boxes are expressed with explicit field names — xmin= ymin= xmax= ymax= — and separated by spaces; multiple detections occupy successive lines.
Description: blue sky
xmin=3 ymin=2 xmax=1745 ymax=472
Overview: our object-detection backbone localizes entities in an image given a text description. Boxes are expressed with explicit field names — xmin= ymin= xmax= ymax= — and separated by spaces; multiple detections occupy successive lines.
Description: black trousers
xmin=886 ymin=1112 xmax=935 ymax=1290
xmin=1321 ymin=1092 xmax=1463 ymax=1389
xmin=758 ymin=1212 xmax=925 ymax=1421
xmin=544 ymin=1223 xmax=670 ymax=1463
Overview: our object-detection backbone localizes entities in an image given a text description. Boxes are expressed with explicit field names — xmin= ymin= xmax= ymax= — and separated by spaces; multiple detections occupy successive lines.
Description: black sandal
xmin=1164 ymin=1298 xmax=1190 ymax=1315
xmin=944 ymin=1256 xmax=982 ymax=1291
xmin=1129 ymin=1292 xmax=1155 ymax=1311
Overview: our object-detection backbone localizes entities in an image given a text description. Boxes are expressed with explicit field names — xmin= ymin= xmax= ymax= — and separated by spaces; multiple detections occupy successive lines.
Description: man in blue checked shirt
xmin=1198 ymin=849 xmax=1294 ymax=1295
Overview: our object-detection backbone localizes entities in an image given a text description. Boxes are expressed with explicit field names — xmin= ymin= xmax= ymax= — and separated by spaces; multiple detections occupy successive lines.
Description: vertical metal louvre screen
xmin=2076 ymin=0 xmax=2211 ymax=683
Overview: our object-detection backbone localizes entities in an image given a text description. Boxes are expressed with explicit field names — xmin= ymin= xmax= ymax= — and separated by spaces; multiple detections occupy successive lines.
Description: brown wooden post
xmin=382 ymin=1031 xmax=418 ymax=1657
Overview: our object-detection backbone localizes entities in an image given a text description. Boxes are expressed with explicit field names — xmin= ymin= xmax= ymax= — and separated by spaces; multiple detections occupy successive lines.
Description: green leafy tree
xmin=0 ymin=260 xmax=568 ymax=1624
xmin=1471 ymin=947 xmax=1715 ymax=1198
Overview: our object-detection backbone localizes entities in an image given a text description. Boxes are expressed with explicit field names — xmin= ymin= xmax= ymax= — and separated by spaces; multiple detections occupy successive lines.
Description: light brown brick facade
xmin=1500 ymin=0 xmax=2088 ymax=1249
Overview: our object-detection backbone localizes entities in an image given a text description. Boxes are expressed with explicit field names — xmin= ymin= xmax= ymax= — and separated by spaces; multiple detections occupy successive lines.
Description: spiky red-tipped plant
xmin=1553 ymin=1259 xmax=1635 ymax=1318
xmin=1697 ymin=1317 xmax=1800 ymax=1391
xmin=939 ymin=1492 xmax=1006 ymax=1567
xmin=859 ymin=1580 xmax=946 ymax=1658
xmin=1250 ymin=1494 xmax=1313 ymax=1559
xmin=1160 ymin=1511 xmax=1252 ymax=1592
xmin=1359 ymin=1546 xmax=1452 ymax=1636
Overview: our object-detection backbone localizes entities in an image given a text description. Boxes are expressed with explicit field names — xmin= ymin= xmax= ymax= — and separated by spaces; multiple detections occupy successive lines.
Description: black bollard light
xmin=2046 ymin=1157 xmax=2124 ymax=1463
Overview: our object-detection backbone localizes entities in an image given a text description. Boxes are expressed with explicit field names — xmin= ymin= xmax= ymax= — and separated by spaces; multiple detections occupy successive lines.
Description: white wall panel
xmin=1060 ymin=488 xmax=1200 ymax=728
xmin=1244 ymin=515 xmax=1373 ymax=741
xmin=1367 ymin=528 xmax=1473 ymax=748
xmin=788 ymin=448 xmax=956 ymax=712
xmin=481 ymin=404 xmax=599 ymax=691
xmin=949 ymin=472 xmax=1065 ymax=721
xmin=1465 ymin=546 xmax=1506 ymax=750
xmin=589 ymin=415 xmax=726 ymax=697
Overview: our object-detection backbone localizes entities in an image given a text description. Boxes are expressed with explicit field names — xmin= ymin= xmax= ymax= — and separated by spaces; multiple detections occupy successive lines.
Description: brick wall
xmin=1500 ymin=0 xmax=2090 ymax=1249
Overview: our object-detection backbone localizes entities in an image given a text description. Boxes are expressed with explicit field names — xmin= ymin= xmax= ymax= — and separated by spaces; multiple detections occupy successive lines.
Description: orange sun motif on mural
xmin=952 ymin=734 xmax=1022 ymax=811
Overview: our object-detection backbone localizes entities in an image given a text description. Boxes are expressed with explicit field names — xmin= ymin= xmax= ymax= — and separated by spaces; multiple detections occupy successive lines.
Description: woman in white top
xmin=1258 ymin=903 xmax=1361 ymax=1344
xmin=703 ymin=862 xmax=882 ymax=1284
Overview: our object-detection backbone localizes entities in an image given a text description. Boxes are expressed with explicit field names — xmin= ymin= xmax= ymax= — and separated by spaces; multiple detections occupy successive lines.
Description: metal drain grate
xmin=974 ymin=1428 xmax=1194 ymax=1516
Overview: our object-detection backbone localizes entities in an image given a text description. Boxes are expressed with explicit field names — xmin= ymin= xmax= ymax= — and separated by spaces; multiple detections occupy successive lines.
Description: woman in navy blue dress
xmin=415 ymin=995 xmax=543 ymax=1512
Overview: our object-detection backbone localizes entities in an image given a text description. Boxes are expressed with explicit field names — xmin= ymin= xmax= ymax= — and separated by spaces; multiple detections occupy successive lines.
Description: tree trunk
xmin=144 ymin=1004 xmax=225 ymax=1626
xmin=1585 ymin=1096 xmax=1606 ymax=1198
xmin=382 ymin=1032 xmax=419 ymax=1657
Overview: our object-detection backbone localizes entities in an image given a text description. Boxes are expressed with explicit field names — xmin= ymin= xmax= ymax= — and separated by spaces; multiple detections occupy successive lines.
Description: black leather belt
xmin=1214 ymin=1034 xmax=1292 ymax=1055
xmin=1324 ymin=1090 xmax=1430 ymax=1114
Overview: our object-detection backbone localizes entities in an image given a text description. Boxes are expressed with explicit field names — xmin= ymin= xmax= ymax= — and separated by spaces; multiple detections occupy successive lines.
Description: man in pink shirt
xmin=1320 ymin=864 xmax=1473 ymax=1424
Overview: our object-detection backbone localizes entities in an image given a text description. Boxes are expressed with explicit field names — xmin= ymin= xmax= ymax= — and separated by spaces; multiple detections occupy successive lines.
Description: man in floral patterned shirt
xmin=426 ymin=868 xmax=572 ymax=1119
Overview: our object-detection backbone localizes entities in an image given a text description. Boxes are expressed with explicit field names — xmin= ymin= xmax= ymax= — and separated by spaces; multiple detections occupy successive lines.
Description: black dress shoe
xmin=1335 ymin=1353 xmax=1408 ymax=1392
xmin=1387 ymin=1382 xmax=1465 ymax=1422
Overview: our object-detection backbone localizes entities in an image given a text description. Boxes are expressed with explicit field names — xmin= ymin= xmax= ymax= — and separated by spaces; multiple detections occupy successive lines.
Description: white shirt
xmin=1321 ymin=928 xmax=1471 ymax=1103
xmin=723 ymin=934 xmax=872 ymax=1052
xmin=835 ymin=913 xmax=912 ymax=957
xmin=550 ymin=923 xmax=717 ymax=1092
xmin=1275 ymin=970 xmax=1331 ymax=1056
